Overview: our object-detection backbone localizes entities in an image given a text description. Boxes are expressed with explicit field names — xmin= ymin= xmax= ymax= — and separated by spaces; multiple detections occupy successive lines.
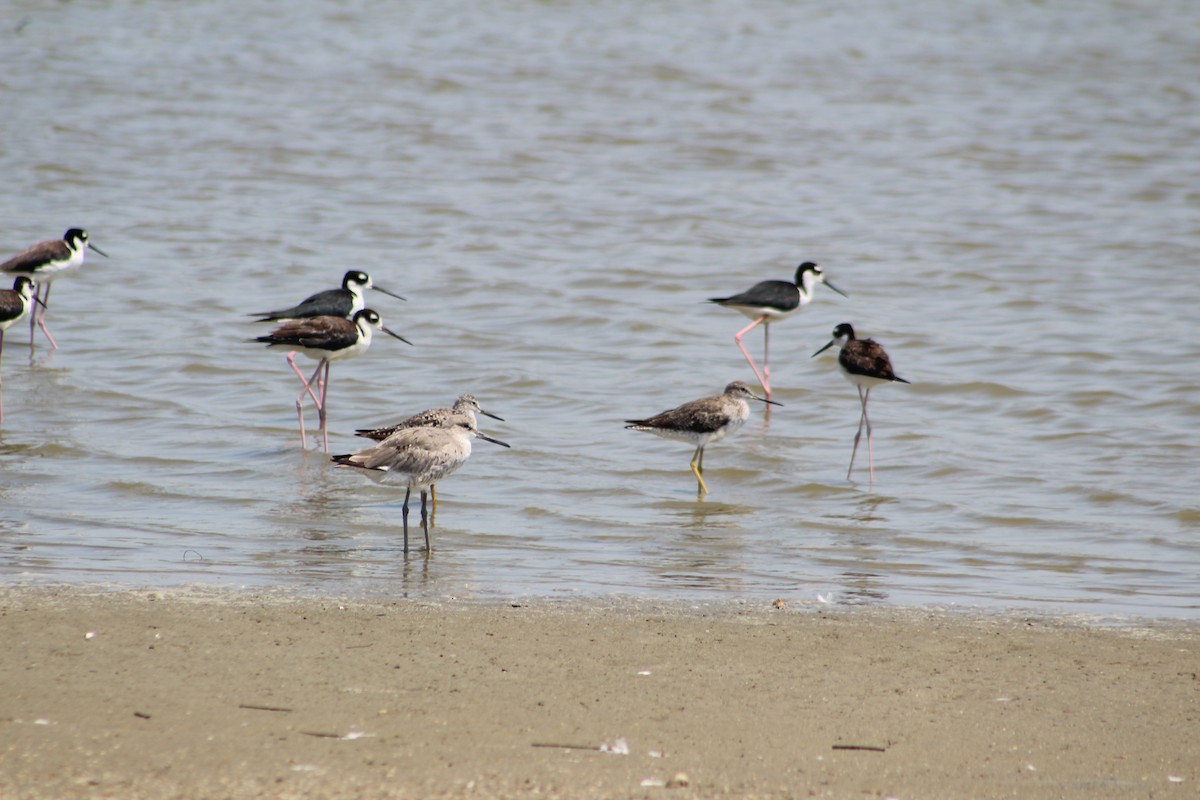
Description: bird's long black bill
xmin=373 ymin=285 xmax=406 ymax=301
xmin=382 ymin=327 xmax=413 ymax=345
xmin=480 ymin=409 xmax=505 ymax=421
xmin=824 ymin=279 xmax=848 ymax=298
xmin=89 ymin=243 xmax=110 ymax=258
xmin=820 ymin=278 xmax=849 ymax=297
xmin=812 ymin=340 xmax=835 ymax=358
xmin=477 ymin=432 xmax=511 ymax=448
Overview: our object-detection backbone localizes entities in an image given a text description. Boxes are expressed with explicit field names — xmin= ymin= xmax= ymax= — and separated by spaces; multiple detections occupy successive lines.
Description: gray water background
xmin=1 ymin=0 xmax=1198 ymax=620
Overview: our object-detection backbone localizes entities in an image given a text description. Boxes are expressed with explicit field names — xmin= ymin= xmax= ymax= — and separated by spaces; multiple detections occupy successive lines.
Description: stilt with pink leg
xmin=709 ymin=261 xmax=845 ymax=399
xmin=251 ymin=309 xmax=410 ymax=451
xmin=812 ymin=322 xmax=909 ymax=485
xmin=1 ymin=228 xmax=108 ymax=351
xmin=0 ymin=277 xmax=39 ymax=423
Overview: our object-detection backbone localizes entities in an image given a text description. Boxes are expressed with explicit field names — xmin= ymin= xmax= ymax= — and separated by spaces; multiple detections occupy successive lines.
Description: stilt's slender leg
xmin=734 ymin=316 xmax=770 ymax=398
xmin=690 ymin=445 xmax=710 ymax=495
xmin=287 ymin=352 xmax=323 ymax=407
xmin=318 ymin=361 xmax=331 ymax=453
xmin=32 ymin=284 xmax=57 ymax=350
xmin=864 ymin=388 xmax=875 ymax=484
xmin=291 ymin=359 xmax=325 ymax=448
xmin=762 ymin=323 xmax=771 ymax=386
xmin=848 ymin=386 xmax=868 ymax=479
xmin=430 ymin=484 xmax=438 ymax=514
xmin=402 ymin=487 xmax=411 ymax=554
xmin=0 ymin=329 xmax=5 ymax=423
xmin=420 ymin=490 xmax=431 ymax=551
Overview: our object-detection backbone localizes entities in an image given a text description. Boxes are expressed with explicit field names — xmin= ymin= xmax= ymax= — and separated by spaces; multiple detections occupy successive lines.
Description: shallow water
xmin=1 ymin=0 xmax=1198 ymax=620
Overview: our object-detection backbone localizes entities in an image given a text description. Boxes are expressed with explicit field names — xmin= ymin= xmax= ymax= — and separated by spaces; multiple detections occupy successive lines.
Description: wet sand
xmin=1 ymin=586 xmax=1195 ymax=799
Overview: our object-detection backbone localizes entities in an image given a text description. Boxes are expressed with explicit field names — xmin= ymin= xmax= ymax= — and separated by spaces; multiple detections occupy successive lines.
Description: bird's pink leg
xmin=291 ymin=358 xmax=325 ymax=448
xmin=734 ymin=316 xmax=771 ymax=398
xmin=848 ymin=386 xmax=868 ymax=480
xmin=762 ymin=323 xmax=771 ymax=386
xmin=287 ymin=352 xmax=322 ymax=407
xmin=317 ymin=362 xmax=331 ymax=453
xmin=32 ymin=284 xmax=56 ymax=350
xmin=864 ymin=388 xmax=875 ymax=485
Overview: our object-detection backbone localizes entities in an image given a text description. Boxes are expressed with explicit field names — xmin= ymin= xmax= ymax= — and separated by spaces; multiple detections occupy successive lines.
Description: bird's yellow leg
xmin=690 ymin=446 xmax=709 ymax=495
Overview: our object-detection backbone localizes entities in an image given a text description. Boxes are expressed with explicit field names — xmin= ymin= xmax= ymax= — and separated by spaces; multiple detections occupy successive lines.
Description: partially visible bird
xmin=250 ymin=270 xmax=404 ymax=323
xmin=0 ymin=276 xmax=40 ymax=422
xmin=332 ymin=414 xmax=511 ymax=553
xmin=1 ymin=228 xmax=109 ymax=349
xmin=812 ymin=322 xmax=909 ymax=483
xmin=354 ymin=394 xmax=506 ymax=512
xmin=252 ymin=308 xmax=410 ymax=452
xmin=625 ymin=380 xmax=780 ymax=495
xmin=708 ymin=261 xmax=846 ymax=399
xmin=355 ymin=395 xmax=504 ymax=441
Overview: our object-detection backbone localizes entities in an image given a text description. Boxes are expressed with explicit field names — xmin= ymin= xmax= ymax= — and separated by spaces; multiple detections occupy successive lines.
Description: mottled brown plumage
xmin=625 ymin=381 xmax=780 ymax=494
xmin=332 ymin=415 xmax=510 ymax=553
xmin=812 ymin=323 xmax=909 ymax=483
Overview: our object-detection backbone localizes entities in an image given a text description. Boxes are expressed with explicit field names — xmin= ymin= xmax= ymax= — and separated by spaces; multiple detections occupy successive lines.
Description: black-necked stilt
xmin=250 ymin=270 xmax=404 ymax=323
xmin=1 ymin=228 xmax=108 ymax=350
xmin=625 ymin=380 xmax=780 ymax=495
xmin=252 ymin=308 xmax=411 ymax=452
xmin=709 ymin=261 xmax=846 ymax=399
xmin=0 ymin=277 xmax=40 ymax=423
xmin=332 ymin=414 xmax=511 ymax=553
xmin=812 ymin=323 xmax=909 ymax=484
xmin=355 ymin=394 xmax=506 ymax=512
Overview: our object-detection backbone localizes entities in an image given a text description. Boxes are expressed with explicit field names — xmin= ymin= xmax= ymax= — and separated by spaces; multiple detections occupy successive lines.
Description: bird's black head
xmin=354 ymin=308 xmax=382 ymax=326
xmin=831 ymin=322 xmax=855 ymax=340
xmin=344 ymin=270 xmax=372 ymax=289
xmin=794 ymin=261 xmax=820 ymax=279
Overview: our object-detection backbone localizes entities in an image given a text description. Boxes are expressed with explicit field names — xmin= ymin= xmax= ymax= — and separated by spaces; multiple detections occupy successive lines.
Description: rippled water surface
xmin=2 ymin=0 xmax=1198 ymax=619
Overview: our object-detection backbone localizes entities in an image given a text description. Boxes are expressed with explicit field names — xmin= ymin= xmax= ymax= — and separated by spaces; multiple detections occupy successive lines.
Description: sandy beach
xmin=1 ymin=586 xmax=1195 ymax=799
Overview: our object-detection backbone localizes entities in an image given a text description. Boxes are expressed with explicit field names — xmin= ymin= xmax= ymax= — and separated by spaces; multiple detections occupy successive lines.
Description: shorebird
xmin=250 ymin=270 xmax=404 ymax=322
xmin=625 ymin=380 xmax=780 ymax=495
xmin=355 ymin=394 xmax=506 ymax=511
xmin=709 ymin=261 xmax=846 ymax=398
xmin=355 ymin=395 xmax=504 ymax=441
xmin=0 ymin=277 xmax=40 ymax=422
xmin=1 ymin=228 xmax=109 ymax=349
xmin=812 ymin=323 xmax=909 ymax=483
xmin=332 ymin=414 xmax=511 ymax=553
xmin=251 ymin=308 xmax=410 ymax=452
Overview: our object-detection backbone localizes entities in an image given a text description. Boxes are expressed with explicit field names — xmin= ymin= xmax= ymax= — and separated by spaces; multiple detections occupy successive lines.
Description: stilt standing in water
xmin=812 ymin=322 xmax=909 ymax=483
xmin=249 ymin=270 xmax=405 ymax=322
xmin=0 ymin=277 xmax=39 ymax=422
xmin=332 ymin=414 xmax=511 ymax=553
xmin=251 ymin=309 xmax=410 ymax=452
xmin=625 ymin=380 xmax=780 ymax=495
xmin=708 ymin=261 xmax=846 ymax=399
xmin=250 ymin=270 xmax=405 ymax=412
xmin=1 ymin=228 xmax=108 ymax=350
